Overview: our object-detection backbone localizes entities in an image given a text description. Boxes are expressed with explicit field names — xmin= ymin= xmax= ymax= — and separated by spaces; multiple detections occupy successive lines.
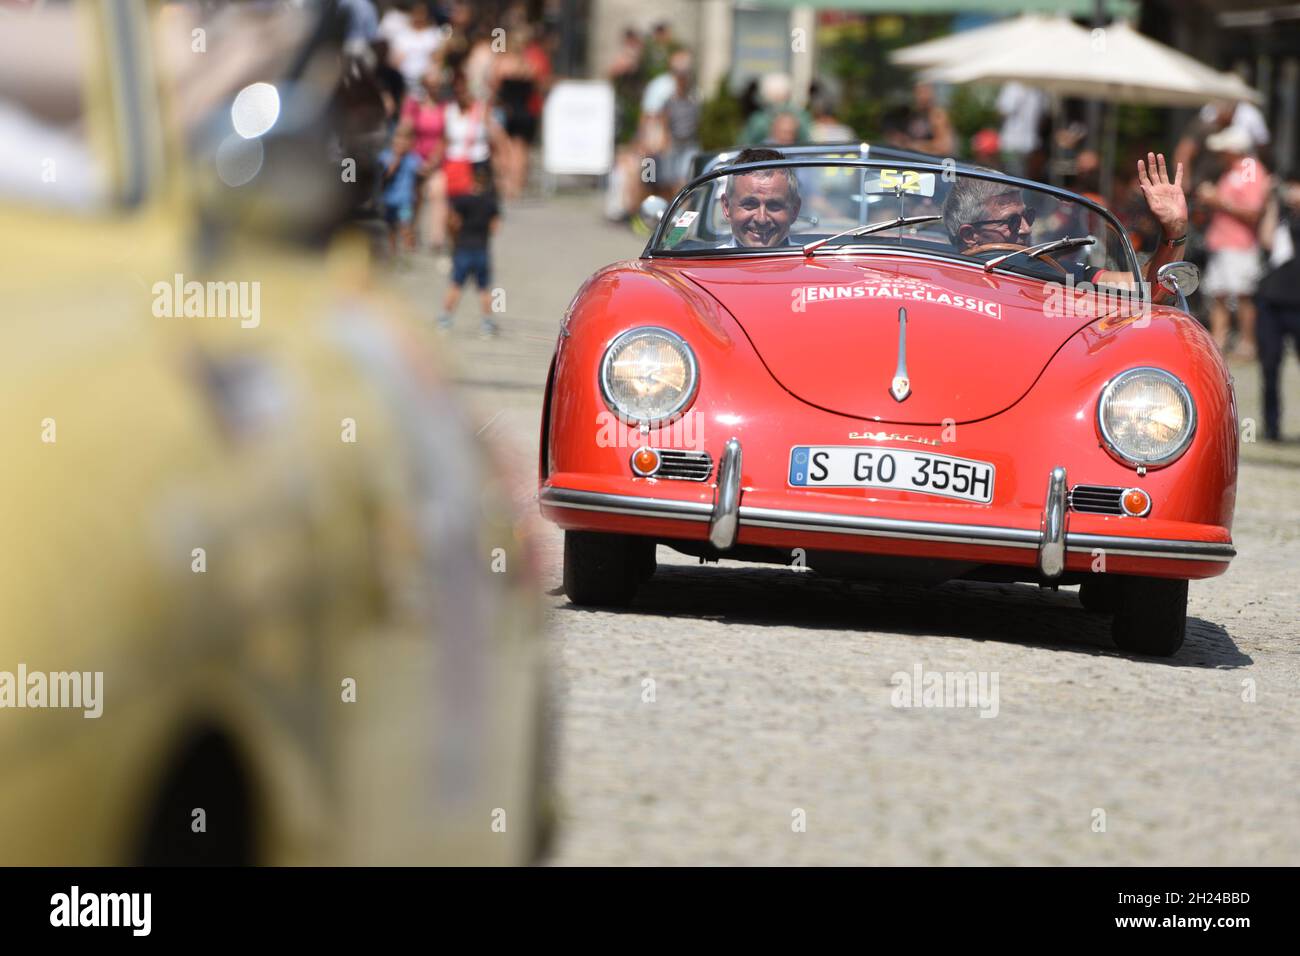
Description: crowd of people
xmin=339 ymin=1 xmax=554 ymax=334
xmin=605 ymin=23 xmax=702 ymax=222
xmin=1171 ymin=104 xmax=1300 ymax=442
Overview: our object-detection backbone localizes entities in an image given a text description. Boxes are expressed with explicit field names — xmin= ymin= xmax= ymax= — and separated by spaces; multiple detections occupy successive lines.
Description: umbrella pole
xmin=1049 ymin=93 xmax=1062 ymax=186
xmin=1101 ymin=101 xmax=1118 ymax=206
xmin=1087 ymin=0 xmax=1106 ymax=154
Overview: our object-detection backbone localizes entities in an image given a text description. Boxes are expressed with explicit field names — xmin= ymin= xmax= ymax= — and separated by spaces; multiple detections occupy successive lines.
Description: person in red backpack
xmin=443 ymin=70 xmax=503 ymax=199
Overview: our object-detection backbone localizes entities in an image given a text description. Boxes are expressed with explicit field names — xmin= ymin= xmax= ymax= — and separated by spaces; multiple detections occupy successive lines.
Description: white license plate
xmin=788 ymin=446 xmax=995 ymax=503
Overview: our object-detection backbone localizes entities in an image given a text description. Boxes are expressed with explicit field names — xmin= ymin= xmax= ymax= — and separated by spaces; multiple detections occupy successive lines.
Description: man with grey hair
xmin=942 ymin=176 xmax=1029 ymax=251
xmin=720 ymin=147 xmax=802 ymax=248
xmin=944 ymin=153 xmax=1189 ymax=289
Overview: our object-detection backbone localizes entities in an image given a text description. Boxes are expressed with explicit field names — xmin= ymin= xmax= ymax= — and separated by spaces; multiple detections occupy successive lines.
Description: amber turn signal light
xmin=631 ymin=447 xmax=661 ymax=477
xmin=1121 ymin=487 xmax=1151 ymax=517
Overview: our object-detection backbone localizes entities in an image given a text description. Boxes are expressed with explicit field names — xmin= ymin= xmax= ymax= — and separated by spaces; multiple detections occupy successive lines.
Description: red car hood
xmin=680 ymin=255 xmax=1116 ymax=425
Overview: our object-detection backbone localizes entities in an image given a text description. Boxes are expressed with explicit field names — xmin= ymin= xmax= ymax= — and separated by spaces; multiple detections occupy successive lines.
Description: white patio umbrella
xmin=916 ymin=18 xmax=1261 ymax=199
xmin=889 ymin=14 xmax=1071 ymax=69
xmin=920 ymin=18 xmax=1261 ymax=108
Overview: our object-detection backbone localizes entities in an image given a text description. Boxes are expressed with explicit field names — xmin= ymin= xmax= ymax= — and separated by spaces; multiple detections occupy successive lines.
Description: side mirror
xmin=1157 ymin=261 xmax=1199 ymax=312
xmin=639 ymin=195 xmax=669 ymax=231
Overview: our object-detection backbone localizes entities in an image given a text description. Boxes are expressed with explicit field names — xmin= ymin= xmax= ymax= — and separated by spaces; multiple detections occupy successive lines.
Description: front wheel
xmin=1111 ymin=576 xmax=1188 ymax=657
xmin=562 ymin=531 xmax=656 ymax=608
xmin=1078 ymin=576 xmax=1120 ymax=613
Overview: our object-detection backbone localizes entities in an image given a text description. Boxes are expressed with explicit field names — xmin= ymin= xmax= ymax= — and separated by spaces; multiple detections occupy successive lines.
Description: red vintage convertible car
xmin=539 ymin=156 xmax=1236 ymax=656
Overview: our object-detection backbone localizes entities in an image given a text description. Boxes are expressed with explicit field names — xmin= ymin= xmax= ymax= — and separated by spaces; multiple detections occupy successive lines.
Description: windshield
xmin=649 ymin=160 xmax=1139 ymax=288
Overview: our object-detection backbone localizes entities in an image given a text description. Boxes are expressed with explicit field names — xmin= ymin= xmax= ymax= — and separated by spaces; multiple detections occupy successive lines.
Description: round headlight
xmin=1098 ymin=367 xmax=1196 ymax=467
xmin=600 ymin=327 xmax=698 ymax=425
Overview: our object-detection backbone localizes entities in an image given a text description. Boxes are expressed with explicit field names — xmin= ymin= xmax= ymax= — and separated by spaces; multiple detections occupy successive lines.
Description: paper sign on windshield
xmin=864 ymin=168 xmax=937 ymax=198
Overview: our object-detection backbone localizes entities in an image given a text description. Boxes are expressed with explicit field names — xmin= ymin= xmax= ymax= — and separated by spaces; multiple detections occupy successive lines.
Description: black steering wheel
xmin=965 ymin=242 xmax=1067 ymax=277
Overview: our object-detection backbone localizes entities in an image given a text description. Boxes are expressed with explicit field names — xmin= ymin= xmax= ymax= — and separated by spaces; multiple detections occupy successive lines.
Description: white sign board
xmin=542 ymin=80 xmax=615 ymax=176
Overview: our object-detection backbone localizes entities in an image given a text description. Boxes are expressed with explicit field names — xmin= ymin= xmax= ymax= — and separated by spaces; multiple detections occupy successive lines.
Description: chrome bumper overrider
xmin=1039 ymin=466 xmax=1068 ymax=578
xmin=540 ymin=445 xmax=1237 ymax=569
xmin=709 ymin=437 xmax=743 ymax=550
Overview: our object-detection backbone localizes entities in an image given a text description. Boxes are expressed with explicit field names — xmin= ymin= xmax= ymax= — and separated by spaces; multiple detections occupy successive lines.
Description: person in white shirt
xmin=996 ymin=81 xmax=1048 ymax=178
xmin=377 ymin=1 xmax=410 ymax=44
xmin=389 ymin=2 xmax=444 ymax=93
xmin=1203 ymin=99 xmax=1270 ymax=150
xmin=442 ymin=70 xmax=505 ymax=199
xmin=1228 ymin=99 xmax=1270 ymax=152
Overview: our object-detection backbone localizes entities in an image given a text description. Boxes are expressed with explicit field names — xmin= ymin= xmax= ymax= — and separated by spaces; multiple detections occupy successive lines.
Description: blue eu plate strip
xmin=789 ymin=447 xmax=809 ymax=486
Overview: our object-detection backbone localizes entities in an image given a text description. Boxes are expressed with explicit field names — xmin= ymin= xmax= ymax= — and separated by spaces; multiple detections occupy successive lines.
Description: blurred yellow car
xmin=0 ymin=0 xmax=552 ymax=865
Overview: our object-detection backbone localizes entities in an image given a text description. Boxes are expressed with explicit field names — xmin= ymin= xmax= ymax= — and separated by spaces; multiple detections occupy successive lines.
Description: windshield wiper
xmin=803 ymin=215 xmax=942 ymax=256
xmin=983 ymin=235 xmax=1096 ymax=273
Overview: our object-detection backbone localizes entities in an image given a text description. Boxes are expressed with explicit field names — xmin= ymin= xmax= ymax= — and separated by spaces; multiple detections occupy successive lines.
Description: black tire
xmin=562 ymin=531 xmax=655 ymax=607
xmin=634 ymin=537 xmax=657 ymax=581
xmin=135 ymin=730 xmax=256 ymax=865
xmin=1078 ymin=576 xmax=1120 ymax=614
xmin=1111 ymin=576 xmax=1188 ymax=657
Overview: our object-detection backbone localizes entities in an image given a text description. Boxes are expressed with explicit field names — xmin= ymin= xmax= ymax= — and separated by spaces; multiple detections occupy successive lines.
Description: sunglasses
xmin=971 ymin=209 xmax=1037 ymax=233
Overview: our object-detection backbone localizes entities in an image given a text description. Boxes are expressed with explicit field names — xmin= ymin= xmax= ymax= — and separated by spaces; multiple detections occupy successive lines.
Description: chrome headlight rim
xmin=1096 ymin=366 xmax=1197 ymax=469
xmin=599 ymin=326 xmax=699 ymax=427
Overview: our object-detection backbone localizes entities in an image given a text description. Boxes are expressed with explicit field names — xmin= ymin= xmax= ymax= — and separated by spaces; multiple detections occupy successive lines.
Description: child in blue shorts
xmin=439 ymin=165 xmax=501 ymax=336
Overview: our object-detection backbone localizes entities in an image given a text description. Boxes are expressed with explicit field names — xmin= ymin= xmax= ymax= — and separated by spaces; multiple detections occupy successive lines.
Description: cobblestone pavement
xmin=392 ymin=193 xmax=1300 ymax=866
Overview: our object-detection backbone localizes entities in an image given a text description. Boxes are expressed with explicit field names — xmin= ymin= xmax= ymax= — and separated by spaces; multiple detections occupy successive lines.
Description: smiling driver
xmin=720 ymin=148 xmax=802 ymax=248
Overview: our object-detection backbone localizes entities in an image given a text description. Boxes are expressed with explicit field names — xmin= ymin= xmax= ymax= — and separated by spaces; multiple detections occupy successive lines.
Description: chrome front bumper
xmin=540 ymin=441 xmax=1236 ymax=572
